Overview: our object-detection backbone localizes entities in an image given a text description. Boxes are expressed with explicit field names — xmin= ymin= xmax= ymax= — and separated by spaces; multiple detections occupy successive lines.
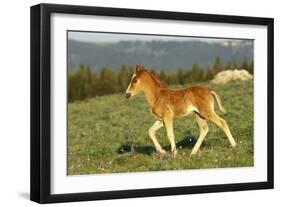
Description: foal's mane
xmin=144 ymin=69 xmax=167 ymax=88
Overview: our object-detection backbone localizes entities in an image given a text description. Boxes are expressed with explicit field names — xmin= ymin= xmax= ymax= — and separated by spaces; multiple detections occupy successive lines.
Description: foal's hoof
xmin=231 ymin=142 xmax=237 ymax=147
xmin=172 ymin=149 xmax=177 ymax=156
xmin=157 ymin=149 xmax=166 ymax=155
xmin=190 ymin=151 xmax=197 ymax=157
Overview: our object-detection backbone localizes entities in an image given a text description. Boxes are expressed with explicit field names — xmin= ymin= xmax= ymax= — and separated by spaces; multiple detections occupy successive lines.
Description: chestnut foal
xmin=125 ymin=65 xmax=236 ymax=156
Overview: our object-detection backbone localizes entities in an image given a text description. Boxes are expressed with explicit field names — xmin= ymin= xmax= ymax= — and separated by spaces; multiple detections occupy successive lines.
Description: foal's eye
xmin=133 ymin=79 xmax=137 ymax=83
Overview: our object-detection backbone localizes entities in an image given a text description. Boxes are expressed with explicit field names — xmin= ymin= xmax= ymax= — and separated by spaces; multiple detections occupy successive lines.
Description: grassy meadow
xmin=67 ymin=80 xmax=253 ymax=175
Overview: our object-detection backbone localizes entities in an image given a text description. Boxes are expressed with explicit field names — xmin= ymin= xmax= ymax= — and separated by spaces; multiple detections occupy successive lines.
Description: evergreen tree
xmin=183 ymin=69 xmax=191 ymax=83
xmin=118 ymin=64 xmax=130 ymax=91
xmin=225 ymin=59 xmax=236 ymax=70
xmin=159 ymin=70 xmax=168 ymax=84
xmin=213 ymin=56 xmax=224 ymax=73
xmin=205 ymin=65 xmax=214 ymax=81
xmin=98 ymin=67 xmax=117 ymax=95
xmin=166 ymin=73 xmax=179 ymax=85
xmin=232 ymin=59 xmax=238 ymax=69
xmin=190 ymin=63 xmax=204 ymax=82
xmin=177 ymin=69 xmax=185 ymax=85
xmin=248 ymin=60 xmax=254 ymax=74
xmin=240 ymin=56 xmax=250 ymax=71
xmin=91 ymin=71 xmax=99 ymax=97
xmin=84 ymin=65 xmax=93 ymax=98
xmin=68 ymin=64 xmax=91 ymax=101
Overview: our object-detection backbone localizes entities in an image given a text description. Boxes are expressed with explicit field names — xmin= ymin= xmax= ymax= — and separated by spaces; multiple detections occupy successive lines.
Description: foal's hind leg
xmin=164 ymin=115 xmax=177 ymax=155
xmin=208 ymin=113 xmax=236 ymax=147
xmin=148 ymin=120 xmax=166 ymax=154
xmin=190 ymin=114 xmax=209 ymax=156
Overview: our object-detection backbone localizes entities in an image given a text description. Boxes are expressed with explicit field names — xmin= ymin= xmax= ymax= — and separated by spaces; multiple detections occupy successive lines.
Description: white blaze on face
xmin=126 ymin=73 xmax=136 ymax=94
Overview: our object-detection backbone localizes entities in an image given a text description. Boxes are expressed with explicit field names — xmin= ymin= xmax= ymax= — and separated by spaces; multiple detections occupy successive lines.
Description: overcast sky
xmin=68 ymin=31 xmax=245 ymax=43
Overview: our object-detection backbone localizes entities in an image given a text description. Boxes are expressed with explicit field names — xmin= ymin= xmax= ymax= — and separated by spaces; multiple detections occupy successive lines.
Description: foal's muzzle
xmin=125 ymin=92 xmax=132 ymax=99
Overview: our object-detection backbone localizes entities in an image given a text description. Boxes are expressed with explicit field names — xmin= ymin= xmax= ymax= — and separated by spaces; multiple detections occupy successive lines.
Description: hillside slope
xmin=67 ymin=80 xmax=253 ymax=175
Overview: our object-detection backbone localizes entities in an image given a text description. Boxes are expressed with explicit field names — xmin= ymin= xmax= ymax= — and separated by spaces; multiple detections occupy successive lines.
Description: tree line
xmin=68 ymin=56 xmax=253 ymax=102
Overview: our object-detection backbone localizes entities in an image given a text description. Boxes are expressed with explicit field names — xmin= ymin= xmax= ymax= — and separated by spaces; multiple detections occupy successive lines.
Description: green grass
xmin=67 ymin=80 xmax=253 ymax=175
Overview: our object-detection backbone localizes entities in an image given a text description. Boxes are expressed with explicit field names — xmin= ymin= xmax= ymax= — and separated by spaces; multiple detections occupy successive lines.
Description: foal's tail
xmin=210 ymin=91 xmax=226 ymax=114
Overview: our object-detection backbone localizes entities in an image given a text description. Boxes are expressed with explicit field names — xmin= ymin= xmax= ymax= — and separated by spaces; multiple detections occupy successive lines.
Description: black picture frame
xmin=30 ymin=3 xmax=274 ymax=204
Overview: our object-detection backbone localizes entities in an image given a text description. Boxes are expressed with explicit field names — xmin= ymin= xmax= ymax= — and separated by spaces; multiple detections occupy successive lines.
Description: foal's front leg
xmin=148 ymin=120 xmax=166 ymax=154
xmin=164 ymin=116 xmax=177 ymax=155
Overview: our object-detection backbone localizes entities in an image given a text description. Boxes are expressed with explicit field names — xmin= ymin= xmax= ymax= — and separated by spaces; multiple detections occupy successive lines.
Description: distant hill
xmin=67 ymin=40 xmax=253 ymax=71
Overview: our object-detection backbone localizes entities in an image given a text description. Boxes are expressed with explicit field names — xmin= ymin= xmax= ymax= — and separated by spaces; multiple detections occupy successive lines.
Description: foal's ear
xmin=135 ymin=64 xmax=143 ymax=73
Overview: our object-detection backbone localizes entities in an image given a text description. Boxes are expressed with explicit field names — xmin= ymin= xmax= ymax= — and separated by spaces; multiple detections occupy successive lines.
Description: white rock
xmin=211 ymin=69 xmax=253 ymax=84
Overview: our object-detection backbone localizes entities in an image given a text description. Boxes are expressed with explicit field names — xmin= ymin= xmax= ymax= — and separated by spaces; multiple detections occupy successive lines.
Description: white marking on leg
xmin=191 ymin=115 xmax=209 ymax=156
xmin=164 ymin=116 xmax=177 ymax=155
xmin=167 ymin=130 xmax=177 ymax=155
xmin=209 ymin=114 xmax=237 ymax=147
xmin=223 ymin=123 xmax=236 ymax=147
xmin=148 ymin=120 xmax=165 ymax=154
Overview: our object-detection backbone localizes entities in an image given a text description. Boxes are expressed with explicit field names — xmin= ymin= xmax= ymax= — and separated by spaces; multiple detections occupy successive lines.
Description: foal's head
xmin=125 ymin=65 xmax=145 ymax=99
xmin=125 ymin=65 xmax=166 ymax=99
